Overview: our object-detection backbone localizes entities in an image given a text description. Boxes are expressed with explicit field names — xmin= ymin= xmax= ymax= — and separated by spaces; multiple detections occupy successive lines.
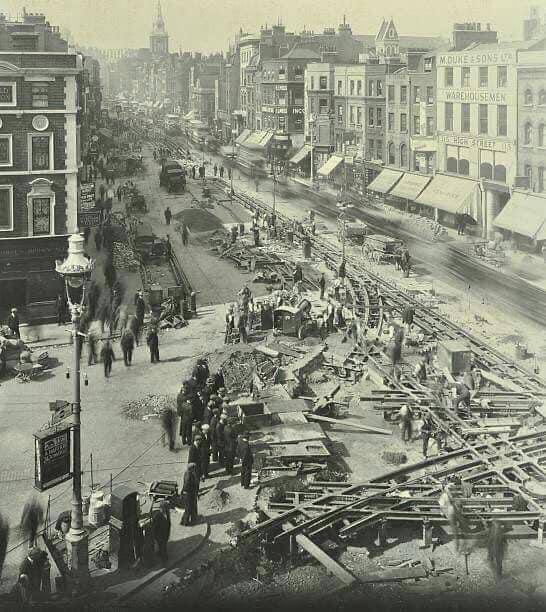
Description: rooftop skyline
xmin=2 ymin=0 xmax=539 ymax=53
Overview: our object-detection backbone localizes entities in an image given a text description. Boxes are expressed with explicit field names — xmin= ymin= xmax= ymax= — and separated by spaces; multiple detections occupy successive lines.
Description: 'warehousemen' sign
xmin=34 ymin=426 xmax=72 ymax=491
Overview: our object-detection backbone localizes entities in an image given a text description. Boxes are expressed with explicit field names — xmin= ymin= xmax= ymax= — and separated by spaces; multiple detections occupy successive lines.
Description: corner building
xmin=0 ymin=13 xmax=81 ymax=316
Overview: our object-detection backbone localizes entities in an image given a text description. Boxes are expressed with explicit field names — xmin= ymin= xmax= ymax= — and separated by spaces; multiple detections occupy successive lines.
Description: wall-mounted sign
xmin=291 ymin=107 xmax=305 ymax=116
xmin=34 ymin=426 xmax=72 ymax=491
xmin=438 ymin=133 xmax=515 ymax=153
xmin=441 ymin=90 xmax=508 ymax=104
xmin=438 ymin=51 xmax=515 ymax=66
xmin=78 ymin=209 xmax=102 ymax=227
xmin=79 ymin=182 xmax=96 ymax=211
xmin=32 ymin=115 xmax=49 ymax=131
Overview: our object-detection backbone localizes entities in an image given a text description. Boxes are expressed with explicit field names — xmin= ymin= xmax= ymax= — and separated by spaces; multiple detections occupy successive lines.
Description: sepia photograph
xmin=0 ymin=0 xmax=545 ymax=610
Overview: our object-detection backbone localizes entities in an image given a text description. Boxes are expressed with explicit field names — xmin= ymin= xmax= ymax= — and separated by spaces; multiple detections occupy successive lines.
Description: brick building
xmin=0 ymin=12 xmax=82 ymax=315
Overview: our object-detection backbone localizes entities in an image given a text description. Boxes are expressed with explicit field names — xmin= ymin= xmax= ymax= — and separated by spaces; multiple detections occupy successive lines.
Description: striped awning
xmin=289 ymin=145 xmax=311 ymax=165
xmin=389 ymin=173 xmax=432 ymax=200
xmin=367 ymin=169 xmax=403 ymax=194
xmin=415 ymin=174 xmax=477 ymax=217
xmin=494 ymin=191 xmax=546 ymax=239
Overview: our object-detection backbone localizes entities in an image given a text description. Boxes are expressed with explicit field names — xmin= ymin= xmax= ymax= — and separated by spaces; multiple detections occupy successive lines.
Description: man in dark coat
xmin=177 ymin=384 xmax=194 ymax=446
xmin=237 ymin=434 xmax=253 ymax=489
xmin=199 ymin=424 xmax=211 ymax=480
xmin=151 ymin=500 xmax=171 ymax=563
xmin=100 ymin=340 xmax=115 ymax=378
xmin=188 ymin=438 xmax=202 ymax=483
xmin=209 ymin=408 xmax=220 ymax=462
xmin=319 ymin=273 xmax=326 ymax=300
xmin=223 ymin=420 xmax=237 ymax=475
xmin=7 ymin=308 xmax=20 ymax=339
xmin=147 ymin=327 xmax=160 ymax=363
xmin=135 ymin=292 xmax=146 ymax=329
xmin=215 ymin=415 xmax=227 ymax=467
xmin=164 ymin=207 xmax=172 ymax=226
xmin=181 ymin=223 xmax=189 ymax=246
xmin=181 ymin=464 xmax=199 ymax=525
xmin=120 ymin=328 xmax=135 ymax=366
xmin=56 ymin=294 xmax=66 ymax=326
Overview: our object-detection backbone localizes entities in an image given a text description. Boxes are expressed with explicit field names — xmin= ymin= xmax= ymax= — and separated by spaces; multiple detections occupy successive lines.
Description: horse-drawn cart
xmin=363 ymin=234 xmax=404 ymax=264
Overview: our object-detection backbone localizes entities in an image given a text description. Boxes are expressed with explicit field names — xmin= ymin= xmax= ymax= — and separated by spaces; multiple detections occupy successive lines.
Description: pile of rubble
xmin=112 ymin=241 xmax=140 ymax=271
xmin=120 ymin=394 xmax=175 ymax=420
xmin=221 ymin=350 xmax=278 ymax=393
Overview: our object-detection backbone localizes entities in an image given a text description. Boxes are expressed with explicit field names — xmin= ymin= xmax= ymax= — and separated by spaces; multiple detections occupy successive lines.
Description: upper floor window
xmin=413 ymin=86 xmax=421 ymax=103
xmin=445 ymin=67 xmax=453 ymax=87
xmin=444 ymin=102 xmax=453 ymax=131
xmin=426 ymin=116 xmax=434 ymax=136
xmin=400 ymin=85 xmax=407 ymax=104
xmin=525 ymin=89 xmax=533 ymax=106
xmin=30 ymin=134 xmax=52 ymax=171
xmin=400 ymin=113 xmax=407 ymax=132
xmin=357 ymin=80 xmax=362 ymax=96
xmin=524 ymin=122 xmax=533 ymax=145
xmin=426 ymin=86 xmax=434 ymax=105
xmin=0 ymin=185 xmax=14 ymax=231
xmin=497 ymin=66 xmax=507 ymax=88
xmin=461 ymin=67 xmax=471 ymax=87
xmin=497 ymin=105 xmax=507 ymax=137
xmin=424 ymin=57 xmax=433 ymax=72
xmin=479 ymin=67 xmax=488 ymax=88
xmin=388 ymin=85 xmax=395 ymax=101
xmin=319 ymin=76 xmax=327 ymax=90
xmin=376 ymin=108 xmax=382 ymax=127
xmin=377 ymin=81 xmax=383 ymax=96
xmin=539 ymin=124 xmax=545 ymax=147
xmin=540 ymin=90 xmax=546 ymax=106
xmin=368 ymin=107 xmax=374 ymax=126
xmin=368 ymin=80 xmax=374 ymax=96
xmin=310 ymin=76 xmax=315 ymax=90
xmin=0 ymin=82 xmax=16 ymax=107
xmin=0 ymin=134 xmax=13 ymax=167
xmin=337 ymin=80 xmax=342 ymax=95
xmin=350 ymin=80 xmax=355 ymax=95
xmin=32 ymin=83 xmax=49 ymax=108
xmin=479 ymin=104 xmax=488 ymax=135
xmin=388 ymin=112 xmax=394 ymax=130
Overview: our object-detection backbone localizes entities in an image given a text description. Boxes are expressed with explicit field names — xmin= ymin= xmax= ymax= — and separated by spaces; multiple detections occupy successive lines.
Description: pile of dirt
xmin=381 ymin=450 xmax=408 ymax=465
xmin=174 ymin=208 xmax=223 ymax=233
xmin=205 ymin=486 xmax=230 ymax=512
xmin=120 ymin=394 xmax=175 ymax=420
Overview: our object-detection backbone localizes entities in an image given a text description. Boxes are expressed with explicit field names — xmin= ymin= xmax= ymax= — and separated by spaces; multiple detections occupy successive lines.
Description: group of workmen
xmin=176 ymin=358 xmax=254 ymax=525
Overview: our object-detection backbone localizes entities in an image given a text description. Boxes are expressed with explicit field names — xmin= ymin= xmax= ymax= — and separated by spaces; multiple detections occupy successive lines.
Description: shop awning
xmin=367 ymin=168 xmax=403 ymax=194
xmin=389 ymin=173 xmax=432 ymax=201
xmin=241 ymin=130 xmax=274 ymax=149
xmin=415 ymin=174 xmax=477 ymax=216
xmin=221 ymin=146 xmax=237 ymax=158
xmin=235 ymin=129 xmax=251 ymax=145
xmin=289 ymin=145 xmax=311 ymax=165
xmin=493 ymin=191 xmax=546 ymax=239
xmin=318 ymin=155 xmax=344 ymax=177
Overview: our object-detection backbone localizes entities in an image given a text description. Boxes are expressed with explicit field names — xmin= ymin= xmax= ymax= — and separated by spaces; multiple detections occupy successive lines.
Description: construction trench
xmin=134 ymin=134 xmax=546 ymax=604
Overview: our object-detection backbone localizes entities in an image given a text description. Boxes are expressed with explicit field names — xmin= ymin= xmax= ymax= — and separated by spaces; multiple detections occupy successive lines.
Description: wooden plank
xmin=307 ymin=413 xmax=392 ymax=436
xmin=295 ymin=533 xmax=357 ymax=586
xmin=359 ymin=566 xmax=427 ymax=583
xmin=481 ymin=369 xmax=527 ymax=393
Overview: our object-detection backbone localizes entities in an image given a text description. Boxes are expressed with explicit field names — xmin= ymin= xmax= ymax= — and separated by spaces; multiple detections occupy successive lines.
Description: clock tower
xmin=150 ymin=1 xmax=169 ymax=56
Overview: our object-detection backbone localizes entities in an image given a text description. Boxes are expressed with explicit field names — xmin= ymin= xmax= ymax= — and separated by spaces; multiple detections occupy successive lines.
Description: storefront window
xmin=458 ymin=159 xmax=469 ymax=175
xmin=480 ymin=162 xmax=493 ymax=179
xmin=493 ymin=165 xmax=506 ymax=183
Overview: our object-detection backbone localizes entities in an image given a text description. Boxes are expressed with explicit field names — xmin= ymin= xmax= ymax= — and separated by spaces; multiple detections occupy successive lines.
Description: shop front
xmin=493 ymin=191 xmax=546 ymax=251
xmin=388 ymin=172 xmax=432 ymax=214
xmin=0 ymin=235 xmax=69 ymax=321
xmin=367 ymin=168 xmax=403 ymax=199
xmin=415 ymin=173 xmax=479 ymax=230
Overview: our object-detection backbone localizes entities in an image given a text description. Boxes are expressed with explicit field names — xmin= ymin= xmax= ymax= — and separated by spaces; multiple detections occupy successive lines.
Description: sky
xmin=3 ymin=0 xmax=538 ymax=53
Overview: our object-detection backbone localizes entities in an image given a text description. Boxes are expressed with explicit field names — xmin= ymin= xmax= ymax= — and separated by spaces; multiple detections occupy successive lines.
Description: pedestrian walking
xmin=398 ymin=404 xmax=413 ymax=442
xmin=87 ymin=327 xmax=99 ymax=366
xmin=120 ymin=328 xmax=135 ymax=366
xmin=213 ymin=164 xmax=218 ymax=177
xmin=100 ymin=340 xmax=115 ymax=378
xmin=94 ymin=229 xmax=103 ymax=252
xmin=177 ymin=392 xmax=194 ymax=446
xmin=238 ymin=311 xmax=248 ymax=344
xmin=151 ymin=500 xmax=171 ymax=564
xmin=191 ymin=165 xmax=196 ymax=180
xmin=180 ymin=464 xmax=199 ymax=526
xmin=147 ymin=326 xmax=160 ymax=363
xmin=209 ymin=408 xmax=220 ymax=461
xmin=164 ymin=206 xmax=172 ymax=226
xmin=319 ymin=273 xmax=326 ymax=300
xmin=7 ymin=308 xmax=20 ymax=339
xmin=237 ymin=434 xmax=253 ymax=489
xmin=99 ymin=183 xmax=106 ymax=201
xmin=219 ymin=166 xmax=224 ymax=178
xmin=135 ymin=292 xmax=146 ymax=330
xmin=227 ymin=167 xmax=232 ymax=180
xmin=181 ymin=223 xmax=189 ymax=246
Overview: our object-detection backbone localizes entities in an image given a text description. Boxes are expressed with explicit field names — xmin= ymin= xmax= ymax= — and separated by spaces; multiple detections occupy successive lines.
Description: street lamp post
xmin=55 ymin=234 xmax=95 ymax=591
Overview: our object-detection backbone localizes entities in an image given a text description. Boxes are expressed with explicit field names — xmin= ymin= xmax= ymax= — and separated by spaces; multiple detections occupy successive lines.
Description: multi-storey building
xmin=0 ymin=13 xmax=82 ymax=315
xmin=215 ymin=48 xmax=240 ymax=143
xmin=492 ymin=43 xmax=546 ymax=249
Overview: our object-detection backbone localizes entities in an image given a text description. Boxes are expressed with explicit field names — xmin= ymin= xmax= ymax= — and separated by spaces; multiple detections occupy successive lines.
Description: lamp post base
xmin=65 ymin=528 xmax=90 ymax=592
